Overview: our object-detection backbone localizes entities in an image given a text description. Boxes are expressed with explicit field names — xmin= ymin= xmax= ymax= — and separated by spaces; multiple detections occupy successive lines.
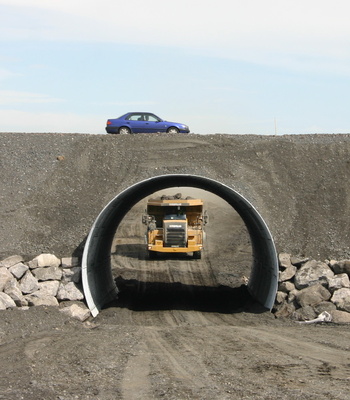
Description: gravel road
xmin=1 ymin=132 xmax=350 ymax=399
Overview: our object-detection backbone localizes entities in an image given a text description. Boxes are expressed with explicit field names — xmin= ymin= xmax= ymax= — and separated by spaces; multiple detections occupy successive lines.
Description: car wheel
xmin=118 ymin=126 xmax=131 ymax=134
xmin=166 ymin=127 xmax=179 ymax=133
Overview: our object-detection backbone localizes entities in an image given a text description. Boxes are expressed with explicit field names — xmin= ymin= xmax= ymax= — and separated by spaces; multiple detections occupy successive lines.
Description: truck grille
xmin=164 ymin=222 xmax=186 ymax=247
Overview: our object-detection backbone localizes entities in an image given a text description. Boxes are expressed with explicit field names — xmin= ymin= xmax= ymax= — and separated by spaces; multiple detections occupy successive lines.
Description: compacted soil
xmin=1 ymin=189 xmax=350 ymax=400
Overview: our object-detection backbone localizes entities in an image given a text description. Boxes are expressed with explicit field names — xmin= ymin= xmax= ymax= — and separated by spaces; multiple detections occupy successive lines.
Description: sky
xmin=0 ymin=0 xmax=349 ymax=135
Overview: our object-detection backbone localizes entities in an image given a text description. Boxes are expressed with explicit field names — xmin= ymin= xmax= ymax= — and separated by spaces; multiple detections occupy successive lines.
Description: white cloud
xmin=0 ymin=90 xmax=63 ymax=105
xmin=0 ymin=109 xmax=104 ymax=133
xmin=1 ymin=0 xmax=350 ymax=73
xmin=0 ymin=69 xmax=21 ymax=80
xmin=101 ymin=100 xmax=156 ymax=107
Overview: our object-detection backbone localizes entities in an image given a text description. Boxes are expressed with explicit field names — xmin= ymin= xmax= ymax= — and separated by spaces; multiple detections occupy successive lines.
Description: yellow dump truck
xmin=142 ymin=194 xmax=208 ymax=259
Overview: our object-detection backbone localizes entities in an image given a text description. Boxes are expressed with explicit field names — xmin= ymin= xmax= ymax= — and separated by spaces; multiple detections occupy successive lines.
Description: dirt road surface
xmin=1 ymin=188 xmax=350 ymax=399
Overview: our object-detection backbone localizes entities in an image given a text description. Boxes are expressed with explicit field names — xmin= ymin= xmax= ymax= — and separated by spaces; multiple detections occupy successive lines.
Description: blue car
xmin=106 ymin=112 xmax=190 ymax=134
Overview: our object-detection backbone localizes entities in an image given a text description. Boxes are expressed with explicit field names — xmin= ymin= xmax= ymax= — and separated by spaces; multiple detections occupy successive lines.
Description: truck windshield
xmin=164 ymin=214 xmax=186 ymax=220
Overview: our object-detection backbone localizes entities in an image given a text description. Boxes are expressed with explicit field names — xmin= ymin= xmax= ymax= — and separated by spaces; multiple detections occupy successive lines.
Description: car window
xmin=146 ymin=114 xmax=161 ymax=122
xmin=127 ymin=114 xmax=143 ymax=121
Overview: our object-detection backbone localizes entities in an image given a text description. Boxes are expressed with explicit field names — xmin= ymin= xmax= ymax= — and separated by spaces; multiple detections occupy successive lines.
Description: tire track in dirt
xmin=140 ymin=326 xmax=230 ymax=399
xmin=121 ymin=340 xmax=152 ymax=400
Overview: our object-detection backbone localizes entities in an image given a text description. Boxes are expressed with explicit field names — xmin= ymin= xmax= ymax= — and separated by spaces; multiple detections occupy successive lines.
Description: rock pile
xmin=0 ymin=253 xmax=90 ymax=321
xmin=274 ymin=253 xmax=350 ymax=323
xmin=1 ymin=252 xmax=350 ymax=323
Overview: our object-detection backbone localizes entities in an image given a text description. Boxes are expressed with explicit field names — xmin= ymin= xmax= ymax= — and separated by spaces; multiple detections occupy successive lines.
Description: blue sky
xmin=0 ymin=0 xmax=349 ymax=135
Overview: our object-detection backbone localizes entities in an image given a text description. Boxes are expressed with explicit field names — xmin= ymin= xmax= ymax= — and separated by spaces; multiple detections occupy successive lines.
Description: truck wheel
xmin=193 ymin=251 xmax=201 ymax=259
xmin=148 ymin=250 xmax=157 ymax=259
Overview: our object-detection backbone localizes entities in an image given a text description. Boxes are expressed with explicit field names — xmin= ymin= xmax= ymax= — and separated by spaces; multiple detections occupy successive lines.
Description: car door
xmin=143 ymin=113 xmax=165 ymax=133
xmin=126 ymin=113 xmax=145 ymax=133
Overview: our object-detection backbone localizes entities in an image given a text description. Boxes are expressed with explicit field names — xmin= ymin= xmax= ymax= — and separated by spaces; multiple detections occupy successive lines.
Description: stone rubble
xmin=1 ymin=252 xmax=350 ymax=323
xmin=0 ymin=253 xmax=89 ymax=321
xmin=274 ymin=252 xmax=350 ymax=323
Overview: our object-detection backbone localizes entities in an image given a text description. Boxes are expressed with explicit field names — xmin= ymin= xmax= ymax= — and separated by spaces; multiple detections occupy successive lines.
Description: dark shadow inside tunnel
xmin=104 ymin=277 xmax=265 ymax=314
xmin=82 ymin=174 xmax=279 ymax=317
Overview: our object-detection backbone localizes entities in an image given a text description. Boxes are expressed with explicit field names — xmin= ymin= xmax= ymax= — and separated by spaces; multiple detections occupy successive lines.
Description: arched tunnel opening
xmin=82 ymin=175 xmax=279 ymax=317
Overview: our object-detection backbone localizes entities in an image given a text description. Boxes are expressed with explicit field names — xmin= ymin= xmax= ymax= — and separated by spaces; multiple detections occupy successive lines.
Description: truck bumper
xmin=148 ymin=245 xmax=202 ymax=253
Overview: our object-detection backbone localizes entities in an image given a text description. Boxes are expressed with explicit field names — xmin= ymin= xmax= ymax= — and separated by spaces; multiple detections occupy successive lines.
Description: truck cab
xmin=142 ymin=194 xmax=208 ymax=259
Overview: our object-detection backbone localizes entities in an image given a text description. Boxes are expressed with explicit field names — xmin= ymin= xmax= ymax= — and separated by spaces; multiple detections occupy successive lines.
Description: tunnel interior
xmin=82 ymin=175 xmax=279 ymax=317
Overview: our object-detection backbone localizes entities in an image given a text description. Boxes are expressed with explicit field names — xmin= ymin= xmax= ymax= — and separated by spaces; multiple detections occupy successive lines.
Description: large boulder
xmin=0 ymin=267 xmax=13 ymax=291
xmin=330 ymin=310 xmax=350 ymax=323
xmin=275 ymin=291 xmax=288 ymax=304
xmin=278 ymin=253 xmax=297 ymax=282
xmin=32 ymin=266 xmax=62 ymax=281
xmin=3 ymin=278 xmax=28 ymax=306
xmin=0 ymin=255 xmax=24 ymax=268
xmin=37 ymin=281 xmax=60 ymax=297
xmin=29 ymin=253 xmax=60 ymax=269
xmin=273 ymin=302 xmax=296 ymax=318
xmin=314 ymin=301 xmax=337 ymax=315
xmin=0 ymin=292 xmax=17 ymax=309
xmin=19 ymin=270 xmax=39 ymax=294
xmin=57 ymin=282 xmax=84 ymax=301
xmin=61 ymin=257 xmax=79 ymax=268
xmin=294 ymin=260 xmax=334 ymax=289
xmin=295 ymin=283 xmax=331 ymax=307
xmin=331 ymin=288 xmax=350 ymax=312
xmin=62 ymin=267 xmax=81 ymax=283
xmin=9 ymin=263 xmax=29 ymax=280
xmin=59 ymin=304 xmax=90 ymax=322
xmin=329 ymin=260 xmax=350 ymax=276
xmin=293 ymin=305 xmax=317 ymax=321
xmin=327 ymin=274 xmax=350 ymax=292
xmin=278 ymin=281 xmax=295 ymax=293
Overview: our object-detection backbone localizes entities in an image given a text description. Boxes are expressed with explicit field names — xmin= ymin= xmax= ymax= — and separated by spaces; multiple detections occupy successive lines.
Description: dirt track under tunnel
xmin=1 ymin=132 xmax=350 ymax=399
xmin=109 ymin=189 xmax=254 ymax=313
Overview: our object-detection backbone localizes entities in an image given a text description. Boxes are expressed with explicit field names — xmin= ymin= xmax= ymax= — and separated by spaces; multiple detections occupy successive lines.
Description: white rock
xmin=32 ymin=266 xmax=62 ymax=281
xmin=57 ymin=282 xmax=84 ymax=301
xmin=330 ymin=310 xmax=350 ymax=323
xmin=0 ymin=255 xmax=24 ymax=268
xmin=294 ymin=259 xmax=334 ymax=289
xmin=288 ymin=289 xmax=299 ymax=303
xmin=0 ymin=267 xmax=13 ymax=291
xmin=0 ymin=292 xmax=17 ymax=309
xmin=275 ymin=291 xmax=287 ymax=304
xmin=61 ymin=257 xmax=79 ymax=268
xmin=62 ymin=267 xmax=81 ymax=283
xmin=278 ymin=281 xmax=295 ymax=293
xmin=295 ymin=283 xmax=331 ymax=307
xmin=36 ymin=281 xmax=60 ymax=297
xmin=32 ymin=253 xmax=61 ymax=269
xmin=59 ymin=304 xmax=90 ymax=321
xmin=331 ymin=288 xmax=350 ymax=312
xmin=4 ymin=277 xmax=28 ymax=306
xmin=328 ymin=273 xmax=350 ymax=292
xmin=278 ymin=253 xmax=297 ymax=282
xmin=19 ymin=270 xmax=39 ymax=294
xmin=9 ymin=262 xmax=29 ymax=279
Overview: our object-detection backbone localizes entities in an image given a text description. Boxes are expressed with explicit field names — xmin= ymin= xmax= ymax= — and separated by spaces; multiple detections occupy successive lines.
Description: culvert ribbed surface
xmin=82 ymin=174 xmax=279 ymax=317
